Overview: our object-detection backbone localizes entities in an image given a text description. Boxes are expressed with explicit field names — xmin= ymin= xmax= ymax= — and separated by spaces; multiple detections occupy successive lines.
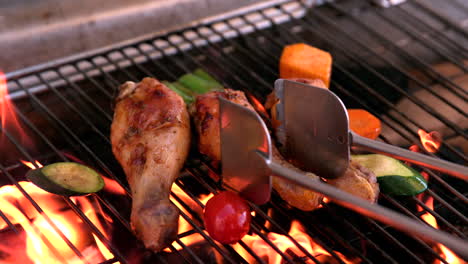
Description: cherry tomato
xmin=203 ymin=191 xmax=251 ymax=244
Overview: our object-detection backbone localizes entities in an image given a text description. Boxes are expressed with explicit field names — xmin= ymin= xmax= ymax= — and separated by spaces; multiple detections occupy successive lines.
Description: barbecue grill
xmin=1 ymin=0 xmax=467 ymax=263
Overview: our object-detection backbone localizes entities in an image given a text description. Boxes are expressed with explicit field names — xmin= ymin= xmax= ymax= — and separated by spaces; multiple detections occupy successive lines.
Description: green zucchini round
xmin=26 ymin=162 xmax=104 ymax=196
xmin=352 ymin=154 xmax=428 ymax=196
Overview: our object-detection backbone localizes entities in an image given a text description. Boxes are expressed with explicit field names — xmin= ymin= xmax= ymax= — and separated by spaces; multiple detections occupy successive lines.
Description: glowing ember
xmin=417 ymin=197 xmax=463 ymax=264
xmin=0 ymin=177 xmax=117 ymax=263
xmin=166 ymin=184 xmax=357 ymax=263
xmin=413 ymin=138 xmax=461 ymax=263
xmin=20 ymin=160 xmax=43 ymax=169
xmin=247 ymin=93 xmax=269 ymax=118
xmin=417 ymin=129 xmax=442 ymax=153
xmin=102 ymin=177 xmax=127 ymax=196
xmin=165 ymin=183 xmax=214 ymax=251
xmin=409 ymin=145 xmax=421 ymax=153
xmin=233 ymin=221 xmax=356 ymax=264
xmin=0 ymin=71 xmax=33 ymax=147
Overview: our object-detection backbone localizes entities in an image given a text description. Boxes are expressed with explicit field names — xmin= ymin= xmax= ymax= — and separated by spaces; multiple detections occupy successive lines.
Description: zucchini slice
xmin=352 ymin=154 xmax=428 ymax=196
xmin=27 ymin=162 xmax=104 ymax=196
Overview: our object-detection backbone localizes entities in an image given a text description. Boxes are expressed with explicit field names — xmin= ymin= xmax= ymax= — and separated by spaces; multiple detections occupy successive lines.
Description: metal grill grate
xmin=1 ymin=0 xmax=467 ymax=263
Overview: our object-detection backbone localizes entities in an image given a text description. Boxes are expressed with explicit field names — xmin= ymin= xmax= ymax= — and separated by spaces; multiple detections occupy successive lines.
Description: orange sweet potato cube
xmin=279 ymin=43 xmax=332 ymax=88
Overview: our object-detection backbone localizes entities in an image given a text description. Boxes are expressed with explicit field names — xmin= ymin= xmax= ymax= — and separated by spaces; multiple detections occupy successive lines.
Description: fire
xmin=409 ymin=144 xmax=420 ymax=153
xmin=417 ymin=129 xmax=442 ymax=153
xmin=247 ymin=93 xmax=269 ymax=118
xmin=165 ymin=183 xmax=214 ymax=251
xmin=166 ymin=184 xmax=356 ymax=263
xmin=0 ymin=172 xmax=117 ymax=263
xmin=413 ymin=143 xmax=463 ymax=264
xmin=20 ymin=160 xmax=43 ymax=169
xmin=101 ymin=176 xmax=127 ymax=196
xmin=0 ymin=71 xmax=33 ymax=147
xmin=233 ymin=221 xmax=356 ymax=264
xmin=417 ymin=197 xmax=463 ymax=264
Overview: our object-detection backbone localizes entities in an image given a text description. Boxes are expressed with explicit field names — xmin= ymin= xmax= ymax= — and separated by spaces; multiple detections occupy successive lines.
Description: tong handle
xmin=260 ymin=155 xmax=468 ymax=260
xmin=351 ymin=132 xmax=468 ymax=181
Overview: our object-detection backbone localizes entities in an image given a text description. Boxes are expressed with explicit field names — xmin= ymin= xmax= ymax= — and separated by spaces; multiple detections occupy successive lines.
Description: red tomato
xmin=203 ymin=191 xmax=251 ymax=244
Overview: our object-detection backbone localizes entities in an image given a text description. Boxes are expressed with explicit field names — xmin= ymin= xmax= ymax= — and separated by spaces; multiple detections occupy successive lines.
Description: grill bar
xmin=412 ymin=0 xmax=468 ymax=39
xmin=250 ymin=6 xmax=465 ymax=157
xmin=181 ymin=170 xmax=302 ymax=264
xmin=304 ymin=4 xmax=467 ymax=118
xmin=395 ymin=5 xmax=468 ymax=54
xmin=374 ymin=8 xmax=467 ymax=72
xmin=184 ymin=164 xmax=336 ymax=264
xmin=330 ymin=2 xmax=468 ymax=98
xmin=321 ymin=203 xmax=399 ymax=263
xmin=3 ymin=82 xmax=130 ymax=262
xmin=412 ymin=197 xmax=465 ymax=238
xmin=287 ymin=10 xmax=467 ymax=140
xmin=378 ymin=195 xmax=452 ymax=264
xmin=1 ymin=0 xmax=467 ymax=263
xmin=0 ymin=210 xmax=19 ymax=234
xmin=0 ymin=164 xmax=90 ymax=263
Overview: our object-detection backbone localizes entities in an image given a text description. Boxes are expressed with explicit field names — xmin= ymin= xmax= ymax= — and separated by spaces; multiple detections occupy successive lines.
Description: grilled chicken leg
xmin=191 ymin=89 xmax=323 ymax=210
xmin=111 ymin=78 xmax=190 ymax=251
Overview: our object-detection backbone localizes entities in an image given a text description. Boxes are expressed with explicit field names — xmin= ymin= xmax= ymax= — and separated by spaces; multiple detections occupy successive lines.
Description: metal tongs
xmin=218 ymin=80 xmax=468 ymax=259
xmin=271 ymin=79 xmax=468 ymax=180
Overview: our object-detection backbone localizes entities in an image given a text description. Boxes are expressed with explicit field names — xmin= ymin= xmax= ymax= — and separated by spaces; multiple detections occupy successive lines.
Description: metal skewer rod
xmin=351 ymin=132 xmax=468 ymax=181
xmin=258 ymin=152 xmax=468 ymax=261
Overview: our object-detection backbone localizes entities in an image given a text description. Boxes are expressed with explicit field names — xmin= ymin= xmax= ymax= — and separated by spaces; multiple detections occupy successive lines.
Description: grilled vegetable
xmin=193 ymin=68 xmax=223 ymax=88
xmin=163 ymin=81 xmax=194 ymax=104
xmin=26 ymin=162 xmax=104 ymax=196
xmin=172 ymin=81 xmax=194 ymax=97
xmin=203 ymin=191 xmax=251 ymax=244
xmin=352 ymin=154 xmax=428 ymax=196
xmin=179 ymin=73 xmax=222 ymax=94
xmin=348 ymin=109 xmax=381 ymax=140
xmin=279 ymin=43 xmax=332 ymax=87
xmin=163 ymin=69 xmax=221 ymax=104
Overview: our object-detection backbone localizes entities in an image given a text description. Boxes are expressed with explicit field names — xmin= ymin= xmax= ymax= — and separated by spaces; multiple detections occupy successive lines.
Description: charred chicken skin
xmin=190 ymin=89 xmax=254 ymax=164
xmin=191 ymin=89 xmax=323 ymax=210
xmin=110 ymin=78 xmax=190 ymax=251
xmin=327 ymin=160 xmax=379 ymax=203
xmin=272 ymin=146 xmax=324 ymax=211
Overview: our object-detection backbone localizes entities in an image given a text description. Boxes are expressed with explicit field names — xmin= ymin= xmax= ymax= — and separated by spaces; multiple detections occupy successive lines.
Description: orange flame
xmin=417 ymin=197 xmax=463 ymax=264
xmin=166 ymin=184 xmax=356 ymax=263
xmin=20 ymin=160 xmax=43 ymax=169
xmin=102 ymin=177 xmax=127 ymax=196
xmin=247 ymin=93 xmax=269 ymax=118
xmin=0 ymin=71 xmax=33 ymax=147
xmin=418 ymin=129 xmax=442 ymax=153
xmin=165 ymin=183 xmax=214 ymax=251
xmin=0 ymin=176 xmax=117 ymax=263
xmin=409 ymin=145 xmax=420 ymax=153
xmin=233 ymin=221 xmax=356 ymax=264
